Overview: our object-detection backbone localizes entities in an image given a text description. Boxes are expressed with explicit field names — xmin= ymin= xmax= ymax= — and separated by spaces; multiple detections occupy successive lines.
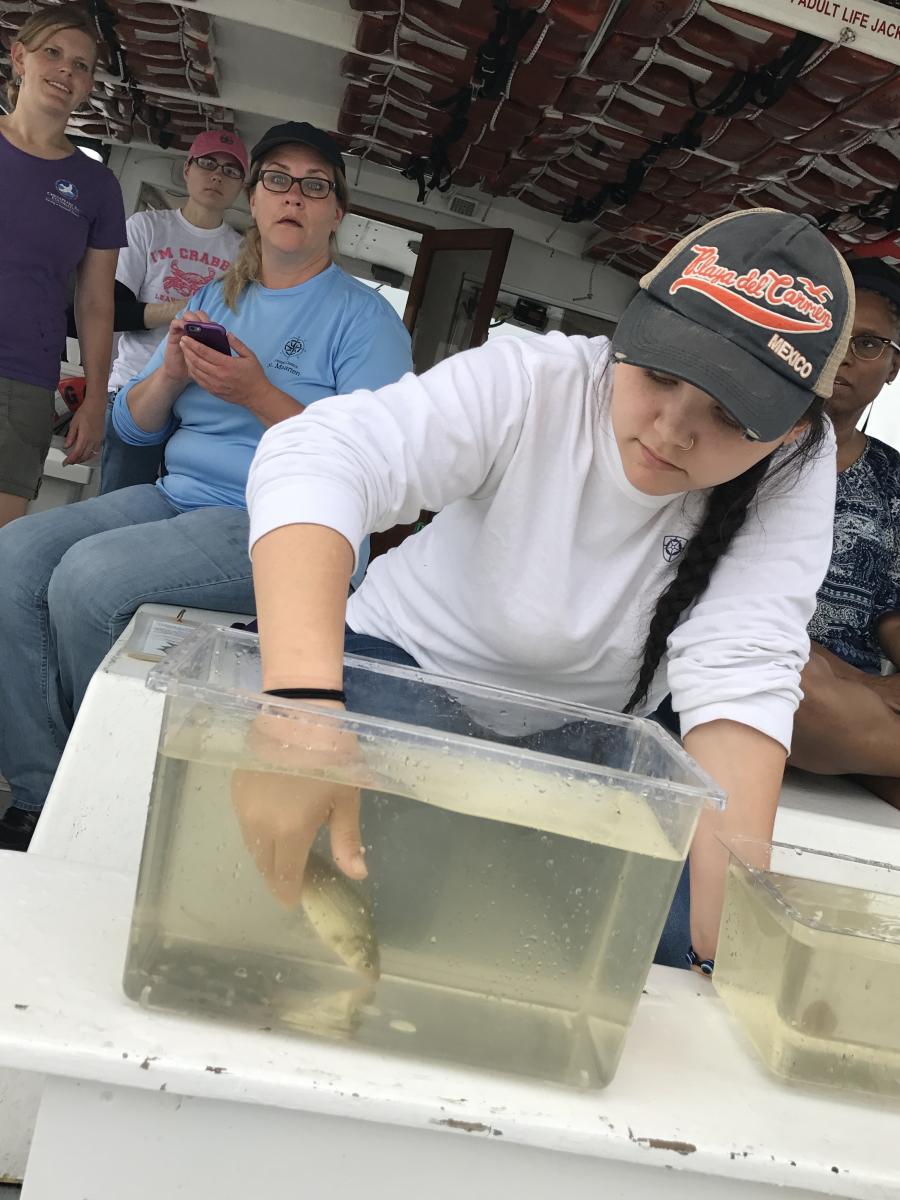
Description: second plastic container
xmin=714 ymin=837 xmax=900 ymax=1100
xmin=123 ymin=626 xmax=722 ymax=1089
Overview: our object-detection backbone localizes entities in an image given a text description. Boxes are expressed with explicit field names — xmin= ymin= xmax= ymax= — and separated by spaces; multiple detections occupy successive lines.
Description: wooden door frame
xmin=368 ymin=226 xmax=513 ymax=564
xmin=403 ymin=227 xmax=514 ymax=343
xmin=350 ymin=203 xmax=435 ymax=235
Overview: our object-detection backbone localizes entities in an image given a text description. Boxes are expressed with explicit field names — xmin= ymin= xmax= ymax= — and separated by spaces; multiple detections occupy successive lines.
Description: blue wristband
xmin=686 ymin=945 xmax=715 ymax=975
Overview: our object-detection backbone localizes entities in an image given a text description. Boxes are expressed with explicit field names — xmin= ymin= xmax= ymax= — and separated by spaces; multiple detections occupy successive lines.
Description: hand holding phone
xmin=162 ymin=309 xmax=222 ymax=384
xmin=183 ymin=319 xmax=232 ymax=356
xmin=175 ymin=310 xmax=269 ymax=411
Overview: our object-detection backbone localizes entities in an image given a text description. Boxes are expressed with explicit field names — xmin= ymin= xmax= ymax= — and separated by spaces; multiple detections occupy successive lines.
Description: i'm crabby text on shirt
xmin=146 ymin=243 xmax=233 ymax=296
xmin=109 ymin=208 xmax=243 ymax=391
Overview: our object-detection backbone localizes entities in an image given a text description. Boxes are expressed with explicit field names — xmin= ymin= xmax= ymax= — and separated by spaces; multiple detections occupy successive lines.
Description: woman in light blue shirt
xmin=0 ymin=121 xmax=412 ymax=849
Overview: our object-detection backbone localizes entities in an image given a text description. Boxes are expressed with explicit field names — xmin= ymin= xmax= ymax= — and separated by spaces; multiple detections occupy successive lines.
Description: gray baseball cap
xmin=611 ymin=208 xmax=855 ymax=441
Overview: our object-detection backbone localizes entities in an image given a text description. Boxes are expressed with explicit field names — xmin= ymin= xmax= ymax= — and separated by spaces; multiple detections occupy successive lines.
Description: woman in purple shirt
xmin=0 ymin=6 xmax=126 ymax=526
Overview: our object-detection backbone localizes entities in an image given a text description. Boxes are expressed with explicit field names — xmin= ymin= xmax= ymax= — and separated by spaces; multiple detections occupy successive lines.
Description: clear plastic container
xmin=123 ymin=625 xmax=723 ymax=1089
xmin=714 ymin=838 xmax=900 ymax=1100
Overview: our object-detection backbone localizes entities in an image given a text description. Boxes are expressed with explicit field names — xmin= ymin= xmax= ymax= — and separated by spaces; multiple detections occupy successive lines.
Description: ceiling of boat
xmin=4 ymin=0 xmax=900 ymax=272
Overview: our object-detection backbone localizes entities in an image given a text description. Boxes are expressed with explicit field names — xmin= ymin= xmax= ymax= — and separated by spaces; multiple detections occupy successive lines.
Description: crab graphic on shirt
xmin=163 ymin=261 xmax=218 ymax=298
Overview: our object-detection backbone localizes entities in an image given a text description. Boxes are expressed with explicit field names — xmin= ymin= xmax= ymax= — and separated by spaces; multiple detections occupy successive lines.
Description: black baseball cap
xmin=611 ymin=209 xmax=855 ymax=442
xmin=848 ymin=256 xmax=900 ymax=311
xmin=250 ymin=121 xmax=346 ymax=177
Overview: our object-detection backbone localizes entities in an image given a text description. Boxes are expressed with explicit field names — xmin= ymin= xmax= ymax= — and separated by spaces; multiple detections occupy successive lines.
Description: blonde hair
xmin=6 ymin=6 xmax=99 ymax=109
xmin=222 ymin=147 xmax=350 ymax=311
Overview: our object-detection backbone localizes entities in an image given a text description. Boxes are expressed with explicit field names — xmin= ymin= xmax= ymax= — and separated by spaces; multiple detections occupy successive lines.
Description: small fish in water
xmin=301 ymin=851 xmax=380 ymax=982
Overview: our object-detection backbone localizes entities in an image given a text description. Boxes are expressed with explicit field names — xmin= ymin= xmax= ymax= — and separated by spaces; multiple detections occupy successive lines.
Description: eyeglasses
xmin=849 ymin=333 xmax=900 ymax=361
xmin=258 ymin=170 xmax=335 ymax=199
xmin=191 ymin=155 xmax=244 ymax=181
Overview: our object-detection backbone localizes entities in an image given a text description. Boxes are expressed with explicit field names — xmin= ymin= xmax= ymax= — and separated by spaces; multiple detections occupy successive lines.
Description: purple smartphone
xmin=183 ymin=320 xmax=231 ymax=356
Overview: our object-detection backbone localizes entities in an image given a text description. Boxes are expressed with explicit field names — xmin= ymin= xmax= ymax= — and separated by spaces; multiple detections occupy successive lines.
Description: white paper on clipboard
xmin=126 ymin=613 xmax=200 ymax=662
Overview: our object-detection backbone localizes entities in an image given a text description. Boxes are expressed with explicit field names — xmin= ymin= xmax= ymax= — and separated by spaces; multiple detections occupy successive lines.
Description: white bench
xmin=0 ymin=604 xmax=246 ymax=1186
xmin=1 ymin=605 xmax=898 ymax=1196
xmin=2 ymin=848 xmax=899 ymax=1200
xmin=26 ymin=444 xmax=99 ymax=516
xmin=778 ymin=767 xmax=900 ymax=861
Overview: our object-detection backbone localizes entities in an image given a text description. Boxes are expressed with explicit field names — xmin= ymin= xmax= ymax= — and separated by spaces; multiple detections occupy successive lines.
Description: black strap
xmin=114 ymin=280 xmax=149 ymax=333
xmin=264 ymin=687 xmax=347 ymax=703
xmin=402 ymin=156 xmax=430 ymax=204
xmin=689 ymin=31 xmax=821 ymax=118
xmin=567 ymin=34 xmax=821 ymax=226
xmin=400 ymin=0 xmax=537 ymax=203
xmin=564 ymin=114 xmax=708 ymax=225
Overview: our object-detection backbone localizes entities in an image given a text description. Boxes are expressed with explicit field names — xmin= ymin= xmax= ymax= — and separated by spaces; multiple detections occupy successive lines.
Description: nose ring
xmin=679 ymin=437 xmax=695 ymax=451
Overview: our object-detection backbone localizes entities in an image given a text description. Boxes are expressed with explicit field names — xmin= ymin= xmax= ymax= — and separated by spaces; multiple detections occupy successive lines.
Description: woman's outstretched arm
xmin=684 ymin=719 xmax=787 ymax=961
xmin=252 ymin=523 xmax=354 ymax=692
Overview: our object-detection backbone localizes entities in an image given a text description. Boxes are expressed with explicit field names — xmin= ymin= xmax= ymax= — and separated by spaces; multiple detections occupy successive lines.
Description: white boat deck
xmin=1 ymin=605 xmax=898 ymax=1197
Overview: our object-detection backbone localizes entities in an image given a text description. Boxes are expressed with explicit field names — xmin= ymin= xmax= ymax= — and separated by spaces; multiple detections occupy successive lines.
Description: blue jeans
xmin=0 ymin=485 xmax=255 ymax=812
xmin=100 ymin=392 xmax=167 ymax=494
xmin=344 ymin=629 xmax=691 ymax=968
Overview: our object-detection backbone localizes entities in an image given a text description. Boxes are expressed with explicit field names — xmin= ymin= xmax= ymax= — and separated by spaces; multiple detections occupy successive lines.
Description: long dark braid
xmin=623 ymin=398 xmax=828 ymax=715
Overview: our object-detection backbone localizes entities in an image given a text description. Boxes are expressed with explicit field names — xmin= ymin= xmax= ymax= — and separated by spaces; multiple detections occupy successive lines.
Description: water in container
xmin=123 ymin=626 xmax=721 ymax=1089
xmin=714 ymin=838 xmax=900 ymax=1100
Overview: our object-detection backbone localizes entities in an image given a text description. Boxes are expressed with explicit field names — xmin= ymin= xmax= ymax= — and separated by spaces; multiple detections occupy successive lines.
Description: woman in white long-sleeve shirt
xmin=244 ymin=208 xmax=853 ymax=970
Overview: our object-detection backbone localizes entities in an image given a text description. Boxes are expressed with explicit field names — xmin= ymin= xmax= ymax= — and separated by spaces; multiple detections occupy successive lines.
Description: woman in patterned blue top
xmin=792 ymin=257 xmax=900 ymax=810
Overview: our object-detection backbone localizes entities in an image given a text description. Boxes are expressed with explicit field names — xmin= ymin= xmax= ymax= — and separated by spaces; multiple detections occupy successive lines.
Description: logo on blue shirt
xmin=283 ymin=337 xmax=305 ymax=357
xmin=55 ymin=179 xmax=78 ymax=200
xmin=662 ymin=535 xmax=687 ymax=563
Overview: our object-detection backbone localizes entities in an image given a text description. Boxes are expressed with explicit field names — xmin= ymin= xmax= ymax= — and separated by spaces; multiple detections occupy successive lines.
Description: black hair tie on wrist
xmin=264 ymin=687 xmax=347 ymax=703
xmin=686 ymin=945 xmax=715 ymax=975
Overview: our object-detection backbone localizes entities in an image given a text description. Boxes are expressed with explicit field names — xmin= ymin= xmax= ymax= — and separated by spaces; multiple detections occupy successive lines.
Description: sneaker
xmin=0 ymin=806 xmax=39 ymax=852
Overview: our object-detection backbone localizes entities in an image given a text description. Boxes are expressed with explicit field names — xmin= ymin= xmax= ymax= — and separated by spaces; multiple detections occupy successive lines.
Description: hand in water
xmin=232 ymin=704 xmax=368 ymax=909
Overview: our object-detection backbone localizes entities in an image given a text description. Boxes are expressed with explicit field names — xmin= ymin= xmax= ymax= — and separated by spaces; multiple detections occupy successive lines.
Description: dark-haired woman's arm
xmin=684 ymin=721 xmax=787 ymax=960
xmin=669 ymin=442 xmax=838 ymax=962
xmin=242 ymin=338 xmax=543 ymax=900
xmin=252 ymin=524 xmax=353 ymax=693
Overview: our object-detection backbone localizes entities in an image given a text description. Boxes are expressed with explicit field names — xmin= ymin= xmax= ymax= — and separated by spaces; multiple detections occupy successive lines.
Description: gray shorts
xmin=0 ymin=375 xmax=55 ymax=500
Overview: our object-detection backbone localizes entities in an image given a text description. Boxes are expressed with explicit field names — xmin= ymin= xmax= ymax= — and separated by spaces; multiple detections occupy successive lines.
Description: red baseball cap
xmin=187 ymin=129 xmax=249 ymax=177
